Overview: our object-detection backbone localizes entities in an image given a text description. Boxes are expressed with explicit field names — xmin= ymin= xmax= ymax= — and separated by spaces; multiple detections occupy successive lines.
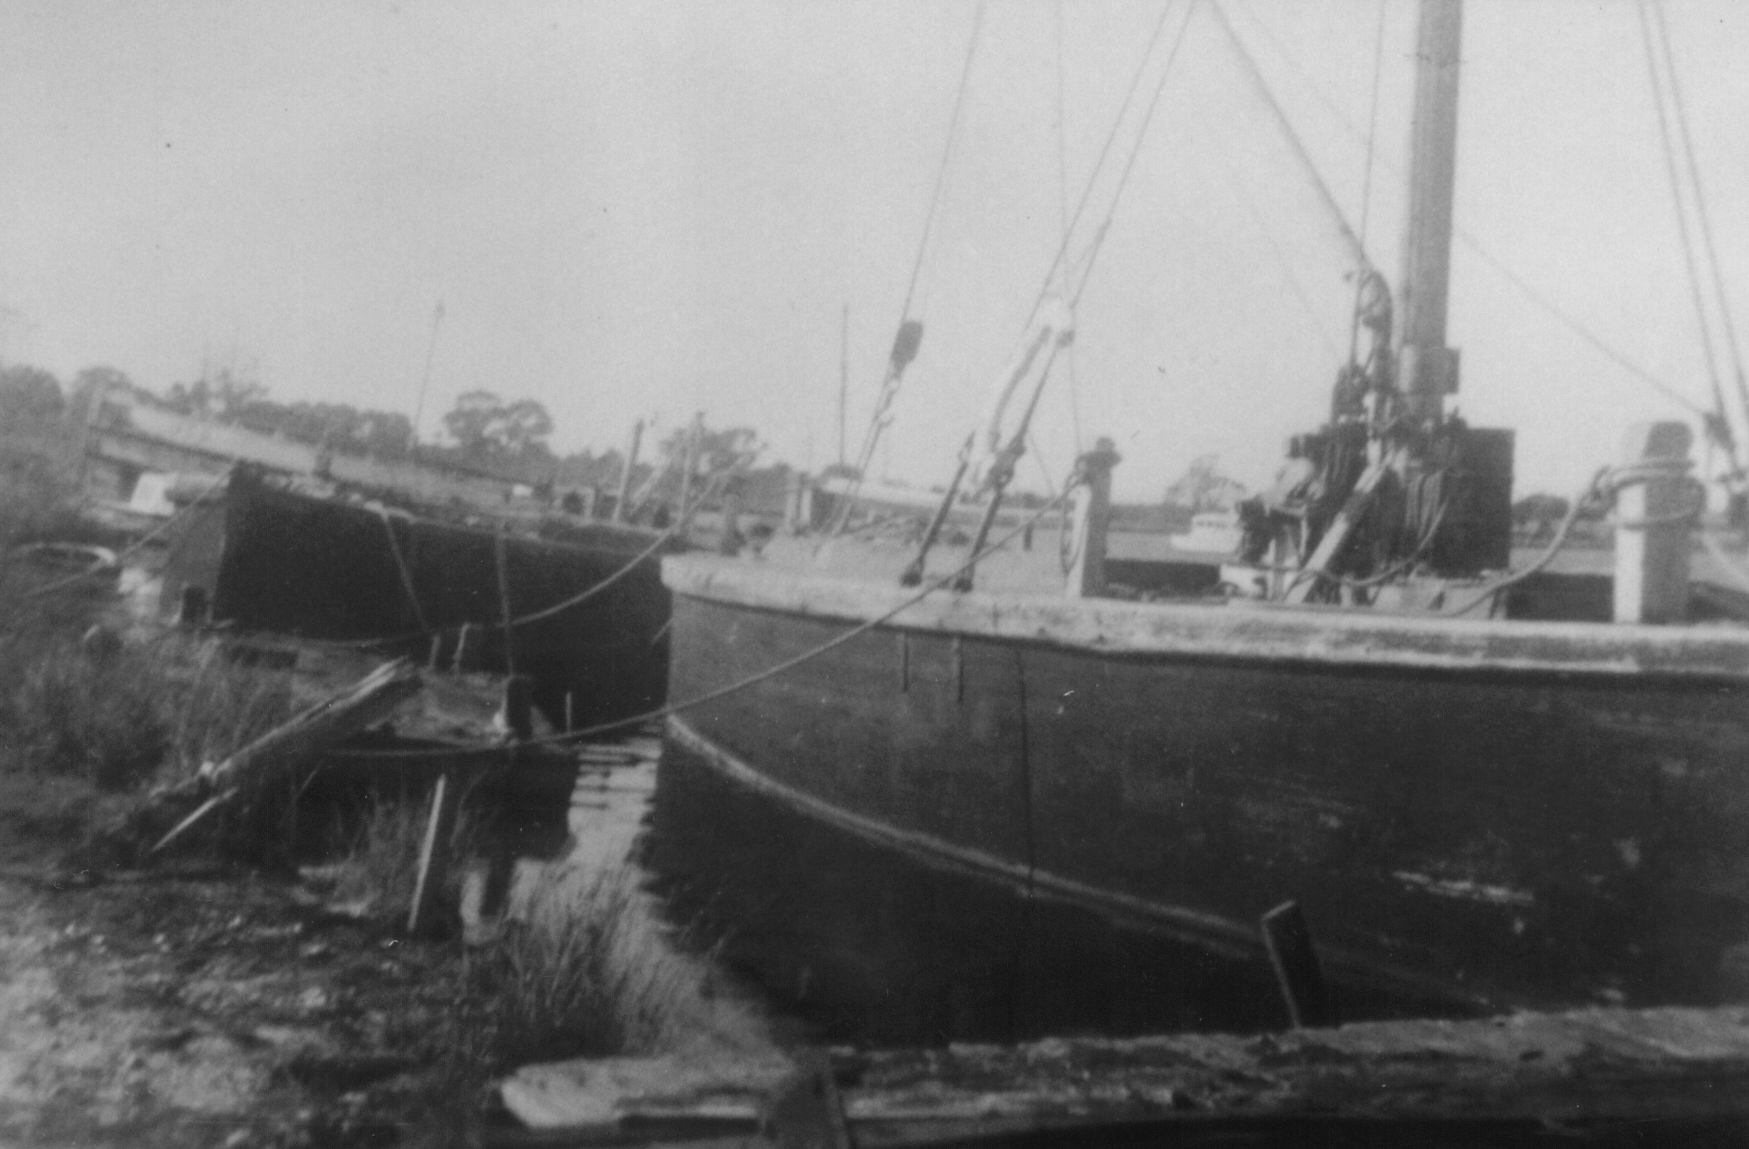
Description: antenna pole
xmin=838 ymin=304 xmax=849 ymax=468
xmin=410 ymin=300 xmax=445 ymax=457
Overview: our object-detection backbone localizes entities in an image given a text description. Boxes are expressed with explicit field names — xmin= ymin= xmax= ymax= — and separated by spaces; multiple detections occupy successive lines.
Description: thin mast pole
xmin=838 ymin=303 xmax=849 ymax=468
xmin=410 ymin=299 xmax=445 ymax=457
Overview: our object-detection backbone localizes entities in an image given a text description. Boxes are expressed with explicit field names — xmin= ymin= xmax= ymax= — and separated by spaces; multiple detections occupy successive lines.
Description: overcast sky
xmin=4 ymin=0 xmax=1749 ymax=500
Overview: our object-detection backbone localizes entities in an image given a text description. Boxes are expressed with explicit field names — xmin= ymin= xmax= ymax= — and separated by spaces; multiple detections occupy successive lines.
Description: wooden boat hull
xmin=163 ymin=468 xmax=674 ymax=727
xmin=660 ymin=555 xmax=1749 ymax=1024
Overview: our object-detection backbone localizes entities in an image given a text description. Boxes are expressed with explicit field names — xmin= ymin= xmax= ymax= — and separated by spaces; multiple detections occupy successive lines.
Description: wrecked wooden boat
xmin=162 ymin=464 xmax=678 ymax=729
xmin=656 ymin=0 xmax=1749 ymax=1030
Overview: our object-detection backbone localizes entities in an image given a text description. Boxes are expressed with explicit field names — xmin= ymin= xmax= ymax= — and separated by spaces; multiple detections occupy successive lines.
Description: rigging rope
xmin=1224 ymin=1 xmax=1706 ymax=426
xmin=1054 ymin=0 xmax=1083 ymax=456
xmin=1348 ymin=0 xmax=1389 ymax=365
xmin=1212 ymin=138 xmax=1344 ymax=366
xmin=1067 ymin=1 xmax=1197 ymax=308
xmin=1013 ymin=1 xmax=1183 ymax=350
xmin=1457 ymin=237 xmax=1709 ymax=419
xmin=1207 ymin=0 xmax=1373 ymax=279
xmin=1647 ymin=0 xmax=1749 ymax=449
xmin=835 ymin=2 xmax=986 ymax=524
xmin=332 ymin=487 xmax=1076 ymax=760
xmin=1636 ymin=0 xmax=1733 ymax=456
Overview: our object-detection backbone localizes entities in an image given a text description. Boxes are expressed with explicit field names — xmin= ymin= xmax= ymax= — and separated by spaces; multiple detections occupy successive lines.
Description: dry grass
xmin=450 ymin=865 xmax=732 ymax=1071
xmin=0 ymin=633 xmax=289 ymax=791
xmin=330 ymin=798 xmax=479 ymax=920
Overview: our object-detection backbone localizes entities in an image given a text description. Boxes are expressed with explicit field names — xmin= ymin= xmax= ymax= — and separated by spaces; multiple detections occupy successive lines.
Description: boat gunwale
xmin=662 ymin=554 xmax=1749 ymax=682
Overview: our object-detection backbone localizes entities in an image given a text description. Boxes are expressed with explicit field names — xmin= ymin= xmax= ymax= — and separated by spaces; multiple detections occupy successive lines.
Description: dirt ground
xmin=0 ymin=772 xmax=503 ymax=1149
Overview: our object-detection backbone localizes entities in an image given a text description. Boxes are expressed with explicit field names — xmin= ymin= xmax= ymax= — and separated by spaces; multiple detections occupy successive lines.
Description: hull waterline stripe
xmin=665 ymin=714 xmax=1497 ymax=1011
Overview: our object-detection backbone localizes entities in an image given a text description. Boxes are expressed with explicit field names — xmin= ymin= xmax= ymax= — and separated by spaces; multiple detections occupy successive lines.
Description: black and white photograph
xmin=2 ymin=1 xmax=1749 ymax=1145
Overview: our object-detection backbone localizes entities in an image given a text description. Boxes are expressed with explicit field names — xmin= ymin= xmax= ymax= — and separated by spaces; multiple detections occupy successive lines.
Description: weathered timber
xmin=407 ymin=771 xmax=461 ymax=937
xmin=662 ymin=554 xmax=1749 ymax=678
xmin=1260 ymin=901 xmax=1333 ymax=1029
xmin=151 ymin=658 xmax=423 ymax=853
xmin=205 ymin=659 xmax=422 ymax=793
xmin=762 ymin=1055 xmax=852 ymax=1149
xmin=662 ymin=555 xmax=1749 ymax=1014
xmin=500 ymin=1006 xmax=1749 ymax=1143
xmin=161 ymin=465 xmax=677 ymax=729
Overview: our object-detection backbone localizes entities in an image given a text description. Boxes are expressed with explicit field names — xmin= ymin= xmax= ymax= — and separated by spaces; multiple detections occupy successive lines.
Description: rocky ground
xmin=0 ymin=772 xmax=506 ymax=1149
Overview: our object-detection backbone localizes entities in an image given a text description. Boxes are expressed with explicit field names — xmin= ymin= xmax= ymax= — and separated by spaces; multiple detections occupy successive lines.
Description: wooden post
xmin=564 ymin=691 xmax=575 ymax=733
xmin=762 ymin=1053 xmax=852 ymax=1149
xmin=677 ymin=412 xmax=704 ymax=527
xmin=612 ymin=419 xmax=643 ymax=524
xmin=178 ymin=586 xmax=209 ymax=626
xmin=1064 ymin=437 xmax=1121 ymax=599
xmin=408 ymin=772 xmax=461 ymax=937
xmin=495 ymin=528 xmax=517 ymax=678
xmin=453 ymin=623 xmax=476 ymax=673
xmin=1261 ymin=901 xmax=1334 ymax=1029
xmin=502 ymin=674 xmax=534 ymax=741
xmin=718 ymin=482 xmax=745 ymax=556
xmin=1615 ymin=421 xmax=1694 ymax=624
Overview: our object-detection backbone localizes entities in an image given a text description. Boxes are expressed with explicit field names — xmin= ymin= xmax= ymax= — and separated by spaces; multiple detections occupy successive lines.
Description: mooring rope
xmin=338 ymin=487 xmax=1076 ymax=760
xmin=375 ymin=508 xmax=432 ymax=636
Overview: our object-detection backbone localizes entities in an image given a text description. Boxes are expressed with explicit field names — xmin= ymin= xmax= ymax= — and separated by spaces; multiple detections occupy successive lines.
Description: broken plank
xmin=500 ymin=1006 xmax=1749 ymax=1141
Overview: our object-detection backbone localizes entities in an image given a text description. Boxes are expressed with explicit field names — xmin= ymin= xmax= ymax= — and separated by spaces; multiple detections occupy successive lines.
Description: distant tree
xmin=441 ymin=390 xmax=554 ymax=460
xmin=658 ymin=422 xmax=764 ymax=476
xmin=0 ymin=364 xmax=64 ymax=423
xmin=1163 ymin=453 xmax=1245 ymax=513
xmin=1511 ymin=492 xmax=1571 ymax=525
xmin=164 ymin=366 xmax=265 ymax=420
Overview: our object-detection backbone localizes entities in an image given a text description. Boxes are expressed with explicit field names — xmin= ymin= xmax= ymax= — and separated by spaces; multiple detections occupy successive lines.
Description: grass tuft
xmin=330 ymin=798 xmax=478 ymax=920
xmin=448 ymin=866 xmax=733 ymax=1071
xmin=0 ymin=633 xmax=288 ymax=791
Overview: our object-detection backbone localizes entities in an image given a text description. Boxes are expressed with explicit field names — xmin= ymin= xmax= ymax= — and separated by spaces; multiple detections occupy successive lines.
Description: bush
xmin=0 ymin=634 xmax=288 ymax=791
xmin=450 ymin=866 xmax=728 ymax=1070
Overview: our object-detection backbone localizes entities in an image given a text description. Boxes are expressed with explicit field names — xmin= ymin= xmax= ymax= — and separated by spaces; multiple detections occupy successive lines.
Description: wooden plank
xmin=501 ymin=1007 xmax=1749 ymax=1138
xmin=151 ymin=658 xmax=423 ymax=853
xmin=407 ymin=771 xmax=460 ymax=937
xmin=1260 ymin=901 xmax=1333 ymax=1028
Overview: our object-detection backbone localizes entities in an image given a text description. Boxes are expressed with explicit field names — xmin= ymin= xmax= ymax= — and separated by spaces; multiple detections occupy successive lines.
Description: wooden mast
xmin=1397 ymin=0 xmax=1463 ymax=426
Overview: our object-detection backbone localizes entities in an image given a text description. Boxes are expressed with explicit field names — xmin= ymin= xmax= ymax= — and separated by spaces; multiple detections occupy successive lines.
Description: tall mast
xmin=1397 ymin=0 xmax=1463 ymax=426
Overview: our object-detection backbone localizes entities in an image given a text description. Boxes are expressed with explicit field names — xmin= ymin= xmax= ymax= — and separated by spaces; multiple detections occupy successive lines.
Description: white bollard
xmin=1614 ymin=421 xmax=1693 ymax=625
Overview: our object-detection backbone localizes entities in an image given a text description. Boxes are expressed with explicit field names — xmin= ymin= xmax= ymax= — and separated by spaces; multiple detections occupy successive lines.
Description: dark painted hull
xmin=660 ymin=557 xmax=1749 ymax=1026
xmin=164 ymin=469 xmax=675 ymax=726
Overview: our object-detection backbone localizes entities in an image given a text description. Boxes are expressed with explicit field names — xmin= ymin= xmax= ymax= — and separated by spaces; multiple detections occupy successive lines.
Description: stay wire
xmin=897 ymin=0 xmax=985 ymax=326
xmin=1636 ymin=0 xmax=1730 ymax=443
xmin=837 ymin=2 xmax=986 ymax=517
xmin=1348 ymin=0 xmax=1389 ymax=365
xmin=1227 ymin=0 xmax=1702 ymax=423
xmin=1016 ymin=0 xmax=1182 ymax=340
xmin=1070 ymin=0 xmax=1199 ymax=308
xmin=1210 ymin=136 xmax=1343 ymax=366
xmin=1649 ymin=0 xmax=1749 ymax=442
xmin=1207 ymin=0 xmax=1372 ymax=279
xmin=1055 ymin=0 xmax=1084 ymax=456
